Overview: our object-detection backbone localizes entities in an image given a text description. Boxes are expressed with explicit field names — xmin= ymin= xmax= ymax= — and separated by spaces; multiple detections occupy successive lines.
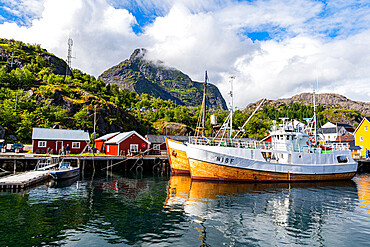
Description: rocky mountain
xmin=99 ymin=48 xmax=227 ymax=110
xmin=246 ymin=92 xmax=370 ymax=125
xmin=0 ymin=38 xmax=70 ymax=75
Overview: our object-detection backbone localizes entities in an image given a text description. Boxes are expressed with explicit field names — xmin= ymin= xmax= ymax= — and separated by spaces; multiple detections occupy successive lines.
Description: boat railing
xmin=322 ymin=142 xmax=350 ymax=151
xmin=35 ymin=156 xmax=60 ymax=171
xmin=189 ymin=137 xmax=272 ymax=149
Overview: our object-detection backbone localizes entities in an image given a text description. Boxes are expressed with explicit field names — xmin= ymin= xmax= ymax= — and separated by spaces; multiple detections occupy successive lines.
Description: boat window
xmin=337 ymin=156 xmax=348 ymax=163
xmin=286 ymin=136 xmax=290 ymax=140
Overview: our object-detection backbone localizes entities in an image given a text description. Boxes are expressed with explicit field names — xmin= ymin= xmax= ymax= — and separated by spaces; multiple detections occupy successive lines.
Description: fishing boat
xmin=187 ymin=121 xmax=357 ymax=182
xmin=166 ymin=71 xmax=210 ymax=174
xmin=186 ymin=78 xmax=358 ymax=182
xmin=49 ymin=160 xmax=80 ymax=180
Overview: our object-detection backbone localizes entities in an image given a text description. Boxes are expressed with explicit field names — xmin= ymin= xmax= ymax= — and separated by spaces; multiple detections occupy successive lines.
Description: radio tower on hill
xmin=66 ymin=37 xmax=73 ymax=76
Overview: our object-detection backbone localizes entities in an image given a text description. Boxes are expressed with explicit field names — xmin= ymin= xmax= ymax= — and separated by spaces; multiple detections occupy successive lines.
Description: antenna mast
xmin=66 ymin=37 xmax=73 ymax=76
xmin=313 ymin=89 xmax=317 ymax=145
xmin=229 ymin=76 xmax=235 ymax=139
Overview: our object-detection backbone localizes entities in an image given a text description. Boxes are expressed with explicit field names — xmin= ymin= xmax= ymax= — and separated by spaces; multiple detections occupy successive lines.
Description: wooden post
xmin=13 ymin=160 xmax=16 ymax=174
xmin=106 ymin=160 xmax=109 ymax=177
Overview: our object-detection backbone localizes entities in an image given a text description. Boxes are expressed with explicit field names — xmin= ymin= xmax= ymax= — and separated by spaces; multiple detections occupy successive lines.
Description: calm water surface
xmin=0 ymin=172 xmax=370 ymax=246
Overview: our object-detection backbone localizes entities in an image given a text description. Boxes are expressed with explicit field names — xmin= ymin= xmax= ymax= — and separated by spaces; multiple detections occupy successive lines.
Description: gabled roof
xmin=32 ymin=128 xmax=90 ymax=141
xmin=322 ymin=122 xmax=353 ymax=130
xmin=354 ymin=117 xmax=370 ymax=134
xmin=95 ymin=132 xmax=120 ymax=141
xmin=105 ymin=131 xmax=151 ymax=145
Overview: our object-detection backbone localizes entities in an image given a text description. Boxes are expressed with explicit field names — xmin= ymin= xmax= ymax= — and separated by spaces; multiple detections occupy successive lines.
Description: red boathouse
xmin=32 ymin=128 xmax=90 ymax=154
xmin=105 ymin=131 xmax=151 ymax=156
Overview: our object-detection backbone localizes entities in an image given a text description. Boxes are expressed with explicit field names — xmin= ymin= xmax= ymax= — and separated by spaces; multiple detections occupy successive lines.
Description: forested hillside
xmin=0 ymin=39 xmax=204 ymax=143
xmin=0 ymin=38 xmax=367 ymax=143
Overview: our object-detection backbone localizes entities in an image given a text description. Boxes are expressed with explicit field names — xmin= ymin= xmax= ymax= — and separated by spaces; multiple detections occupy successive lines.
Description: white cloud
xmin=0 ymin=0 xmax=369 ymax=109
xmin=0 ymin=0 xmax=141 ymax=76
xmin=144 ymin=3 xmax=257 ymax=85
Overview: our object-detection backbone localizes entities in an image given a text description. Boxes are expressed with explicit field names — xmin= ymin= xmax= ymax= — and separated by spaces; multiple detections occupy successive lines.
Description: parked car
xmin=10 ymin=143 xmax=23 ymax=152
xmin=0 ymin=139 xmax=6 ymax=152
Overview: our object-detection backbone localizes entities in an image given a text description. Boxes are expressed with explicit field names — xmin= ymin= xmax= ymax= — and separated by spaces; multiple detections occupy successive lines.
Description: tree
xmin=74 ymin=107 xmax=92 ymax=129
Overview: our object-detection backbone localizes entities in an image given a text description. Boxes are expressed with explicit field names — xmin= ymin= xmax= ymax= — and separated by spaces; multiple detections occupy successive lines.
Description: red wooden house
xmin=105 ymin=131 xmax=151 ymax=156
xmin=95 ymin=132 xmax=120 ymax=153
xmin=32 ymin=128 xmax=90 ymax=154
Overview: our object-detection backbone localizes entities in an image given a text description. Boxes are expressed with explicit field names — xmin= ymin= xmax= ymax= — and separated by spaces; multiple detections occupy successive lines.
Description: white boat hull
xmin=187 ymin=144 xmax=357 ymax=182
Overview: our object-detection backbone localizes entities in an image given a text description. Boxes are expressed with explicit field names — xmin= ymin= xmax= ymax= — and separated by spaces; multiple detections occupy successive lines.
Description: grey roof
xmin=318 ymin=127 xmax=338 ymax=134
xmin=95 ymin=132 xmax=120 ymax=141
xmin=146 ymin=135 xmax=193 ymax=144
xmin=146 ymin=135 xmax=166 ymax=144
xmin=32 ymin=128 xmax=90 ymax=141
xmin=106 ymin=131 xmax=151 ymax=145
xmin=146 ymin=135 xmax=192 ymax=143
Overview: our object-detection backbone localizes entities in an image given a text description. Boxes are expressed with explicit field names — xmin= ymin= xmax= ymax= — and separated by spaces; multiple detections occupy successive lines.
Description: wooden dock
xmin=0 ymin=171 xmax=51 ymax=190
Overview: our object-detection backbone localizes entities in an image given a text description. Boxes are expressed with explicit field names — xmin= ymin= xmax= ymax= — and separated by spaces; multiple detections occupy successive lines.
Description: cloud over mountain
xmin=0 ymin=0 xmax=369 ymax=108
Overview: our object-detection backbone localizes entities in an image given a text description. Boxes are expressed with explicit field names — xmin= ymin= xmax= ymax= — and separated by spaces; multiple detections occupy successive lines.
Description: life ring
xmin=308 ymin=136 xmax=315 ymax=144
xmin=142 ymin=143 xmax=146 ymax=148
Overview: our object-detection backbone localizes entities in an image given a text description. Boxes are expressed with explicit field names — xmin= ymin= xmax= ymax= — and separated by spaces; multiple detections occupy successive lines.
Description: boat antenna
xmin=229 ymin=76 xmax=235 ymax=139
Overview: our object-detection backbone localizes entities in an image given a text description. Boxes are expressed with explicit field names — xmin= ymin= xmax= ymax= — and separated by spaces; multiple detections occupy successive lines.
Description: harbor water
xmin=0 ymin=172 xmax=370 ymax=246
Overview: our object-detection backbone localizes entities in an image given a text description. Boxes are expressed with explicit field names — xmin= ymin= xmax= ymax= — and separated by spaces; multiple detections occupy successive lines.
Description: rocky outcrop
xmin=262 ymin=93 xmax=370 ymax=115
xmin=99 ymin=48 xmax=227 ymax=110
xmin=245 ymin=92 xmax=370 ymax=126
xmin=0 ymin=39 xmax=70 ymax=75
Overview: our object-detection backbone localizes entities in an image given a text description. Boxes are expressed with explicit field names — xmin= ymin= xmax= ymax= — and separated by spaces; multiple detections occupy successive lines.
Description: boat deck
xmin=0 ymin=171 xmax=51 ymax=190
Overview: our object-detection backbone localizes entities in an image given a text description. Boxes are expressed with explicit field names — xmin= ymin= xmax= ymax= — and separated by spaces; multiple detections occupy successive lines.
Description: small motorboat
xmin=49 ymin=161 xmax=80 ymax=180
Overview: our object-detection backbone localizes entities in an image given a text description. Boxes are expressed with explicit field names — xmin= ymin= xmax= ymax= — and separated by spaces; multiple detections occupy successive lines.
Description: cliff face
xmin=99 ymin=48 xmax=227 ymax=110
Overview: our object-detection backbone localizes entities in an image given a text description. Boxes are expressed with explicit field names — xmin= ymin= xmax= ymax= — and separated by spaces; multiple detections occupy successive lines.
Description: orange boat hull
xmin=189 ymin=158 xmax=356 ymax=182
xmin=165 ymin=138 xmax=190 ymax=174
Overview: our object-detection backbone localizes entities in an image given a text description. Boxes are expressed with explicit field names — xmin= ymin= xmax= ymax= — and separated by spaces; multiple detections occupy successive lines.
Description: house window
xmin=38 ymin=141 xmax=46 ymax=147
xmin=360 ymin=136 xmax=363 ymax=141
xmin=130 ymin=144 xmax=138 ymax=152
xmin=153 ymin=144 xmax=161 ymax=150
xmin=365 ymin=126 xmax=368 ymax=131
xmin=72 ymin=142 xmax=80 ymax=149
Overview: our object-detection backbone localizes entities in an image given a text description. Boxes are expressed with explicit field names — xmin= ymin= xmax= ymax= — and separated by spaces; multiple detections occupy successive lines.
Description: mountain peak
xmin=129 ymin=48 xmax=148 ymax=62
xmin=99 ymin=49 xmax=227 ymax=110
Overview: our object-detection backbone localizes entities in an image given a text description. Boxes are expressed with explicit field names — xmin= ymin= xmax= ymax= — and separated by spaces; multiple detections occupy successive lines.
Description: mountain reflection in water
xmin=0 ymin=173 xmax=369 ymax=246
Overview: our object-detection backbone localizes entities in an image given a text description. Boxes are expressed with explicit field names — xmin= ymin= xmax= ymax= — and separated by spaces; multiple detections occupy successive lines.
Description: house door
xmin=56 ymin=141 xmax=63 ymax=154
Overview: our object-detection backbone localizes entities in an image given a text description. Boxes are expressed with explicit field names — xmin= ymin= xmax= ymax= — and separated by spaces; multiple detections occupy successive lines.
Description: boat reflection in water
xmin=165 ymin=175 xmax=360 ymax=246
xmin=49 ymin=175 xmax=79 ymax=188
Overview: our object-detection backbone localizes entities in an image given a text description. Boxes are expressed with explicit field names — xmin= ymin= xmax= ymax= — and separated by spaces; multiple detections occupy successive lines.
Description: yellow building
xmin=354 ymin=117 xmax=370 ymax=158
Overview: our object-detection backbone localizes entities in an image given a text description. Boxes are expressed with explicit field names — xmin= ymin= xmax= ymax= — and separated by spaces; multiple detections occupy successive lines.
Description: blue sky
xmin=0 ymin=0 xmax=370 ymax=107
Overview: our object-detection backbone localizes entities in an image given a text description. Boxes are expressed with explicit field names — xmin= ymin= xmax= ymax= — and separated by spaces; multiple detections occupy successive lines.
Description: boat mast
xmin=229 ymin=76 xmax=235 ymax=139
xmin=313 ymin=89 xmax=317 ymax=145
xmin=202 ymin=71 xmax=207 ymax=136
